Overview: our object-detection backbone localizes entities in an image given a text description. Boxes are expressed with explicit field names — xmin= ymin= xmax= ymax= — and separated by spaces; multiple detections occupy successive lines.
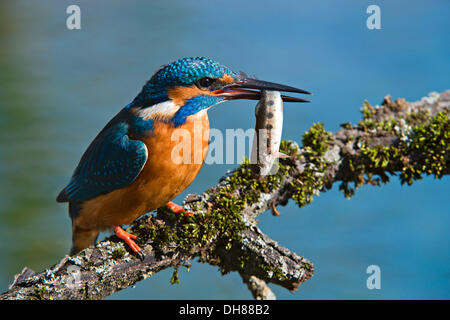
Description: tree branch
xmin=240 ymin=274 xmax=276 ymax=300
xmin=1 ymin=90 xmax=448 ymax=300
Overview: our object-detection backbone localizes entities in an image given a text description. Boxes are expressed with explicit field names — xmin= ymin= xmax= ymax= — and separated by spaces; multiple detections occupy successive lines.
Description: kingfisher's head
xmin=131 ymin=57 xmax=310 ymax=126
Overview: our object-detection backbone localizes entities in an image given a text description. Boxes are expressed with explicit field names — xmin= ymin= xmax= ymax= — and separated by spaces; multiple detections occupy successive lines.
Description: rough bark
xmin=1 ymin=90 xmax=448 ymax=300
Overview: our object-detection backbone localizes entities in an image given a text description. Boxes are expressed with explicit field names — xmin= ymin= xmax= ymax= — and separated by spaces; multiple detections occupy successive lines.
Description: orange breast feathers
xmin=77 ymin=111 xmax=210 ymax=230
xmin=136 ymin=110 xmax=210 ymax=211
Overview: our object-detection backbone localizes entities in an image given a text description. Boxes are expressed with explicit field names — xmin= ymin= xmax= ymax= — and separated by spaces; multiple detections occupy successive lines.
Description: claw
xmin=113 ymin=225 xmax=144 ymax=260
xmin=167 ymin=201 xmax=194 ymax=217
xmin=136 ymin=250 xmax=145 ymax=261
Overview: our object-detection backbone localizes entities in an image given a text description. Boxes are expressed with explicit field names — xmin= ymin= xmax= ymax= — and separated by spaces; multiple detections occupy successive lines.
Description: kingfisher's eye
xmin=197 ymin=77 xmax=214 ymax=88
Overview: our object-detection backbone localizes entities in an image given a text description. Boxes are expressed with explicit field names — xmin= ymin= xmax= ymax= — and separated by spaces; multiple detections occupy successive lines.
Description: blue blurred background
xmin=0 ymin=0 xmax=449 ymax=299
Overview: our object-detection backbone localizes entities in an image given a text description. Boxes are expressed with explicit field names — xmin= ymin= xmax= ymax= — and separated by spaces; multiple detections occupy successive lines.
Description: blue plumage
xmin=57 ymin=110 xmax=148 ymax=202
xmin=131 ymin=57 xmax=236 ymax=108
xmin=151 ymin=57 xmax=235 ymax=85
xmin=171 ymin=95 xmax=222 ymax=127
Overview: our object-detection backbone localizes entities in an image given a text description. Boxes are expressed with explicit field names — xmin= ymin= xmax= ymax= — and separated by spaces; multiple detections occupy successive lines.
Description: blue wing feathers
xmin=57 ymin=119 xmax=148 ymax=202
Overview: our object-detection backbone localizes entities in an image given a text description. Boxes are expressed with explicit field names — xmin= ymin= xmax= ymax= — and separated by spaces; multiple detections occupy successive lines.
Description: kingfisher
xmin=57 ymin=57 xmax=310 ymax=259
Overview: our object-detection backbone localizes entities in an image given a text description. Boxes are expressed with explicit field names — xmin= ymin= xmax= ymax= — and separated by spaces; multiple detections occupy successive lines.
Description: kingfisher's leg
xmin=167 ymin=201 xmax=194 ymax=217
xmin=70 ymin=226 xmax=99 ymax=256
xmin=114 ymin=225 xmax=144 ymax=261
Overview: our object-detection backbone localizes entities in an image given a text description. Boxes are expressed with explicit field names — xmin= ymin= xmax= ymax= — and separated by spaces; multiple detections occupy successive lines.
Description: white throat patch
xmin=136 ymin=100 xmax=180 ymax=120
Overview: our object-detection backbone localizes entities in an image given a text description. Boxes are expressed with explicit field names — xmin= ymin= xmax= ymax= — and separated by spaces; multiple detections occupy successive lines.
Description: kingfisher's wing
xmin=57 ymin=121 xmax=148 ymax=202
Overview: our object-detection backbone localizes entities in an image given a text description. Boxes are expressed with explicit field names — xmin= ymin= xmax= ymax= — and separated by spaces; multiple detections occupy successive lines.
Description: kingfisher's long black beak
xmin=212 ymin=76 xmax=311 ymax=102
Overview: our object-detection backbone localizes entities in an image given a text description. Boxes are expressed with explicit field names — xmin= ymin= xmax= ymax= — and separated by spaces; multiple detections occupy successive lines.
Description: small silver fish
xmin=251 ymin=90 xmax=288 ymax=177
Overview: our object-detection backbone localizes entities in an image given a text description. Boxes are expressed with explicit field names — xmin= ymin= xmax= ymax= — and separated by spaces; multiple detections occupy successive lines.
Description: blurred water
xmin=0 ymin=0 xmax=449 ymax=299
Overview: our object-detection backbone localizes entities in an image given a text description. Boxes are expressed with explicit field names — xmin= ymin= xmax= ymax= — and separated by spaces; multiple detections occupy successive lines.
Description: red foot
xmin=114 ymin=225 xmax=144 ymax=260
xmin=167 ymin=201 xmax=194 ymax=217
